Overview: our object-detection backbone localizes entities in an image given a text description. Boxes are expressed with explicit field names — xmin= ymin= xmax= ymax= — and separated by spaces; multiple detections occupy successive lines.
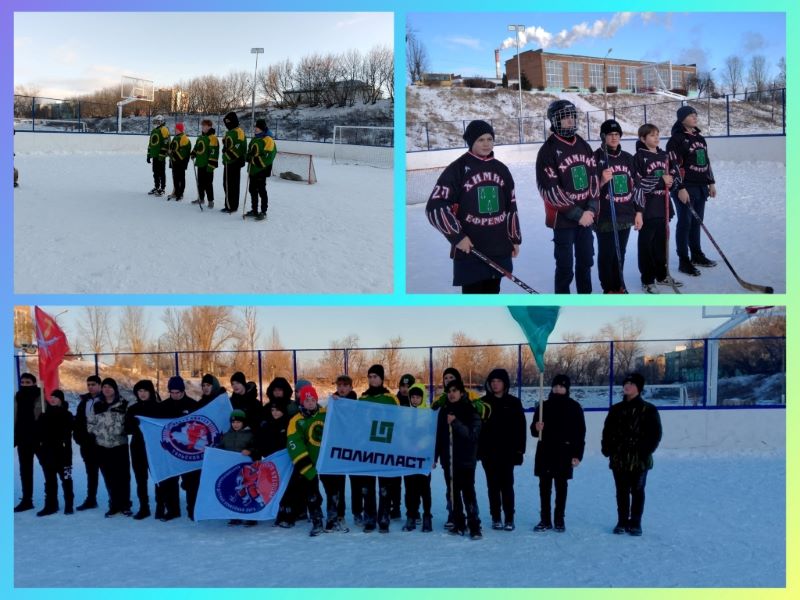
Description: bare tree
xmin=748 ymin=55 xmax=770 ymax=95
xmin=597 ymin=318 xmax=645 ymax=383
xmin=722 ymin=55 xmax=744 ymax=96
xmin=406 ymin=26 xmax=429 ymax=84
xmin=160 ymin=306 xmax=237 ymax=377
xmin=774 ymin=56 xmax=786 ymax=89
xmin=77 ymin=307 xmax=112 ymax=355
xmin=118 ymin=307 xmax=150 ymax=374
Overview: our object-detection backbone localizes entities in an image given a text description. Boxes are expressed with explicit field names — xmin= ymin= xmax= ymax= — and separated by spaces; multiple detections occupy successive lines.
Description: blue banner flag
xmin=194 ymin=448 xmax=293 ymax=522
xmin=316 ymin=398 xmax=436 ymax=476
xmin=138 ymin=393 xmax=233 ymax=483
xmin=508 ymin=306 xmax=561 ymax=372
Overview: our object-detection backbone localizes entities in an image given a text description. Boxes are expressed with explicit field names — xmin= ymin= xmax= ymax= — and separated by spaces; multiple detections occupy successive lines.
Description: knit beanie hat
xmin=551 ymin=374 xmax=571 ymax=393
xmin=623 ymin=372 xmax=646 ymax=393
xmin=398 ymin=374 xmax=415 ymax=388
xmin=230 ymin=371 xmax=247 ymax=387
xmin=230 ymin=409 xmax=247 ymax=422
xmin=167 ymin=376 xmax=185 ymax=392
xmin=367 ymin=364 xmax=385 ymax=381
xmin=676 ymin=105 xmax=698 ymax=122
xmin=175 ymin=123 xmax=185 ymax=133
xmin=223 ymin=111 xmax=239 ymax=129
xmin=463 ymin=119 xmax=495 ymax=149
xmin=255 ymin=118 xmax=267 ymax=132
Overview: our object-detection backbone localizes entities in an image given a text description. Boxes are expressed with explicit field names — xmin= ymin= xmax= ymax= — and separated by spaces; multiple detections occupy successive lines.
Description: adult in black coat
xmin=73 ymin=375 xmax=102 ymax=511
xmin=165 ymin=375 xmax=203 ymax=521
xmin=601 ymin=372 xmax=662 ymax=536
xmin=477 ymin=368 xmax=526 ymax=530
xmin=34 ymin=389 xmax=74 ymax=516
xmin=531 ymin=374 xmax=586 ymax=532
xmin=14 ymin=372 xmax=42 ymax=512
xmin=229 ymin=372 xmax=262 ymax=429
xmin=125 ymin=380 xmax=163 ymax=520
xmin=434 ymin=379 xmax=483 ymax=538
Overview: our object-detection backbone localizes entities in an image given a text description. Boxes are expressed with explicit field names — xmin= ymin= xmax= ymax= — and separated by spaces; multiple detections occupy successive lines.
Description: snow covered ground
xmin=13 ymin=133 xmax=393 ymax=294
xmin=407 ymin=159 xmax=785 ymax=294
xmin=14 ymin=410 xmax=784 ymax=588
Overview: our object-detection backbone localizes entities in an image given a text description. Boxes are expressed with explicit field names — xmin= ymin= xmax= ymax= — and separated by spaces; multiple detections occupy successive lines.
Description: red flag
xmin=34 ymin=307 xmax=70 ymax=400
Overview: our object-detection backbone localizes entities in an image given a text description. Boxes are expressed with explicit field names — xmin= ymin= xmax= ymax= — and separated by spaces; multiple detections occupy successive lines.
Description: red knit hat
xmin=175 ymin=123 xmax=185 ymax=133
xmin=297 ymin=385 xmax=318 ymax=403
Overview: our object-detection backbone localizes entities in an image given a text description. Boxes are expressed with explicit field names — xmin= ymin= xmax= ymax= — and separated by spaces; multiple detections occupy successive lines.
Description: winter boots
xmin=642 ymin=283 xmax=660 ymax=294
xmin=76 ymin=498 xmax=97 ymax=511
xmin=14 ymin=499 xmax=34 ymax=513
xmin=325 ymin=518 xmax=349 ymax=533
xmin=534 ymin=519 xmax=553 ymax=532
xmin=627 ymin=520 xmax=643 ymax=536
xmin=678 ymin=258 xmax=701 ymax=276
xmin=421 ymin=514 xmax=433 ymax=532
xmin=504 ymin=520 xmax=515 ymax=531
xmin=613 ymin=520 xmax=628 ymax=534
xmin=692 ymin=254 xmax=717 ymax=268
xmin=134 ymin=507 xmax=151 ymax=520
xmin=309 ymin=519 xmax=325 ymax=537
xmin=491 ymin=519 xmax=504 ymax=530
xmin=554 ymin=516 xmax=566 ymax=532
xmin=36 ymin=503 xmax=59 ymax=517
xmin=402 ymin=517 xmax=416 ymax=531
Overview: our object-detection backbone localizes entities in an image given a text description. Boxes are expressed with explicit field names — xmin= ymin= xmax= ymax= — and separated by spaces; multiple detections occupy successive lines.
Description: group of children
xmin=426 ymin=102 xmax=718 ymax=294
xmin=16 ymin=365 xmax=661 ymax=541
xmin=146 ymin=111 xmax=276 ymax=220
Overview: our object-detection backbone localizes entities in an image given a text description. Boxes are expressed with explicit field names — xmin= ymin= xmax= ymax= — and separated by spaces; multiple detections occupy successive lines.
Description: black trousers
xmin=349 ymin=475 xmax=363 ymax=518
xmin=79 ymin=444 xmax=100 ymax=502
xmin=612 ymin=469 xmax=649 ymax=526
xmin=17 ymin=442 xmax=36 ymax=502
xmin=482 ymin=460 xmax=516 ymax=522
xmin=462 ymin=278 xmax=501 ymax=294
xmin=97 ymin=444 xmax=131 ymax=512
xmin=38 ymin=456 xmax=73 ymax=510
xmin=596 ymin=227 xmax=631 ymax=293
xmin=300 ymin=476 xmax=325 ymax=524
xmin=538 ymin=475 xmax=568 ymax=522
xmin=386 ymin=476 xmax=402 ymax=516
xmin=351 ymin=475 xmax=392 ymax=527
xmin=197 ymin=168 xmax=214 ymax=202
xmin=249 ymin=169 xmax=269 ymax=213
xmin=320 ymin=474 xmax=346 ymax=522
xmin=152 ymin=159 xmax=166 ymax=190
xmin=276 ymin=468 xmax=306 ymax=524
xmin=157 ymin=476 xmax=180 ymax=518
xmin=638 ymin=218 xmax=668 ymax=285
xmin=445 ymin=465 xmax=480 ymax=532
xmin=224 ymin=164 xmax=243 ymax=211
xmin=403 ymin=473 xmax=432 ymax=518
xmin=171 ymin=165 xmax=187 ymax=198
xmin=129 ymin=441 xmax=149 ymax=510
xmin=181 ymin=470 xmax=200 ymax=520
xmin=674 ymin=185 xmax=708 ymax=260
xmin=553 ymin=226 xmax=594 ymax=294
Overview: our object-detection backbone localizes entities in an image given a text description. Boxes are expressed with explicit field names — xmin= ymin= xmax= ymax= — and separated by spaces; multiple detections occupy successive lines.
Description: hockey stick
xmin=603 ymin=147 xmax=627 ymax=293
xmin=687 ymin=203 xmax=774 ymax=294
xmin=469 ymin=248 xmax=539 ymax=294
xmin=662 ymin=159 xmax=681 ymax=294
xmin=448 ymin=422 xmax=455 ymax=524
xmin=192 ymin=162 xmax=203 ymax=212
xmin=242 ymin=170 xmax=250 ymax=220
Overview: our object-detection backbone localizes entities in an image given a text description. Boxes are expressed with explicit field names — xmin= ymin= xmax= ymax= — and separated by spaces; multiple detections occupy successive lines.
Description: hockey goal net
xmin=272 ymin=151 xmax=317 ymax=184
xmin=332 ymin=125 xmax=393 ymax=168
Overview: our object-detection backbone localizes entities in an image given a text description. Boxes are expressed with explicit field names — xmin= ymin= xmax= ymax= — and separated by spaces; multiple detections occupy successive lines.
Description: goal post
xmin=272 ymin=150 xmax=317 ymax=184
xmin=332 ymin=125 xmax=393 ymax=168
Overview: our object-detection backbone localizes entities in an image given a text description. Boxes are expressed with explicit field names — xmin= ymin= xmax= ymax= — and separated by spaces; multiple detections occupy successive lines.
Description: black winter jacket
xmin=531 ymin=392 xmax=586 ymax=479
xmin=477 ymin=369 xmax=526 ymax=463
xmin=435 ymin=396 xmax=482 ymax=470
xmin=601 ymin=395 xmax=662 ymax=472
xmin=36 ymin=402 xmax=73 ymax=468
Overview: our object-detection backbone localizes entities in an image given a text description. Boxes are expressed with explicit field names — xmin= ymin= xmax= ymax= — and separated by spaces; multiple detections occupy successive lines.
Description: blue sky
xmin=35 ymin=306 xmax=744 ymax=353
xmin=14 ymin=12 xmax=393 ymax=98
xmin=408 ymin=12 xmax=786 ymax=80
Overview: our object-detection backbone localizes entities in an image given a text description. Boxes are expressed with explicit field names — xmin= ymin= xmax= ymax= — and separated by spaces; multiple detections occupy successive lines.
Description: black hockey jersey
xmin=593 ymin=145 xmax=636 ymax=232
xmin=632 ymin=141 xmax=682 ymax=221
xmin=666 ymin=123 xmax=715 ymax=187
xmin=536 ymin=133 xmax=599 ymax=229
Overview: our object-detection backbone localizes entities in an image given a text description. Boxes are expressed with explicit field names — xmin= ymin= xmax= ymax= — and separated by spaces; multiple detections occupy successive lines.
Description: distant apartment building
xmin=505 ymin=49 xmax=697 ymax=93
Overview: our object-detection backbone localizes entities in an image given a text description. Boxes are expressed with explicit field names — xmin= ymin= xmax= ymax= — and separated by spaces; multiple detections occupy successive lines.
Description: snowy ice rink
xmin=14 ymin=410 xmax=784 ymax=588
xmin=13 ymin=133 xmax=393 ymax=294
xmin=407 ymin=140 xmax=785 ymax=294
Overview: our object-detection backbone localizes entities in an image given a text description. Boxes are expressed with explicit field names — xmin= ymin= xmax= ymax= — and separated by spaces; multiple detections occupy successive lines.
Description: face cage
xmin=550 ymin=107 xmax=579 ymax=137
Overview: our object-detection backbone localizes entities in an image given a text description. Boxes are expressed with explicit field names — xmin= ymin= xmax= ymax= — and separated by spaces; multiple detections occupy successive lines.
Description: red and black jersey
xmin=593 ymin=145 xmax=636 ymax=230
xmin=536 ymin=133 xmax=599 ymax=229
xmin=426 ymin=151 xmax=521 ymax=257
xmin=666 ymin=124 xmax=715 ymax=187
xmin=632 ymin=141 xmax=682 ymax=221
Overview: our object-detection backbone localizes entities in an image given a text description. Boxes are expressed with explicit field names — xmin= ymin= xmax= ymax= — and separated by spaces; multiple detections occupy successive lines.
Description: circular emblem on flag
xmin=160 ymin=415 xmax=221 ymax=461
xmin=215 ymin=460 xmax=281 ymax=514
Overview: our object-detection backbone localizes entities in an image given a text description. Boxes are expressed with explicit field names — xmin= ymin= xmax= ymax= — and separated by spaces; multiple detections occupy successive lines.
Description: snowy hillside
xmin=13 ymin=409 xmax=784 ymax=587
xmin=13 ymin=133 xmax=393 ymax=294
xmin=406 ymin=87 xmax=784 ymax=151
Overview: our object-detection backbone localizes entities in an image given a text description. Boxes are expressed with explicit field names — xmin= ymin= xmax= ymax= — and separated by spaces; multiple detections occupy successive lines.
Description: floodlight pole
xmin=508 ymin=25 xmax=525 ymax=141
xmin=251 ymin=48 xmax=264 ymax=134
xmin=603 ymin=48 xmax=613 ymax=120
xmin=707 ymin=67 xmax=717 ymax=130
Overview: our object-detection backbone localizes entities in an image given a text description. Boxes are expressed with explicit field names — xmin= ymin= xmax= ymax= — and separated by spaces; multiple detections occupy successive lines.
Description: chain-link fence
xmin=15 ymin=335 xmax=785 ymax=412
xmin=13 ymin=95 xmax=392 ymax=143
xmin=407 ymin=88 xmax=786 ymax=151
